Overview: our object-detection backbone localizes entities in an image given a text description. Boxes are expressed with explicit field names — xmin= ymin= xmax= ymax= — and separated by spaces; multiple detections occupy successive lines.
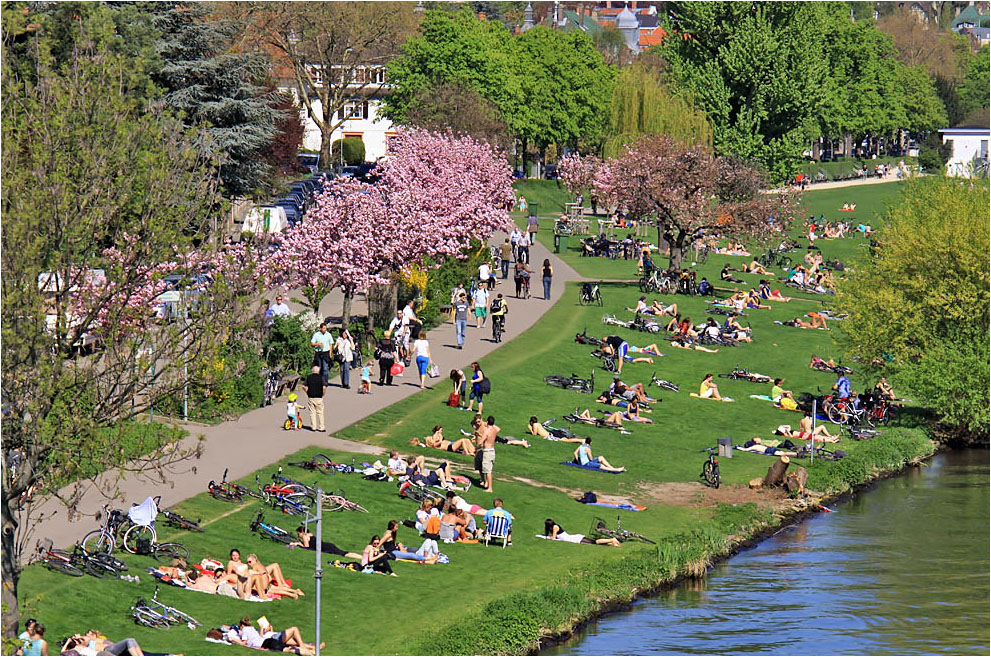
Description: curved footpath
xmin=31 ymin=232 xmax=581 ymax=556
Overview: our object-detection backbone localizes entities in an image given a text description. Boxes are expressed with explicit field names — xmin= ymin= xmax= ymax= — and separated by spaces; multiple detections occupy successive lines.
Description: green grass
xmin=19 ymin=182 xmax=934 ymax=655
xmin=513 ymin=179 xmax=571 ymax=216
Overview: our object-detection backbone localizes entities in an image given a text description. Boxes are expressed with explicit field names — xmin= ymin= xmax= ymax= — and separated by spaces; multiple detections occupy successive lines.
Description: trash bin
xmin=556 ymin=234 xmax=569 ymax=254
xmin=529 ymin=202 xmax=538 ymax=218
xmin=717 ymin=437 xmax=732 ymax=458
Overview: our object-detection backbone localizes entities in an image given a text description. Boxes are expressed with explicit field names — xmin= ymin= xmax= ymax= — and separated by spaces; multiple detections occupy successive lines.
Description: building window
xmin=305 ymin=64 xmax=324 ymax=88
xmin=980 ymin=140 xmax=988 ymax=159
xmin=337 ymin=100 xmax=369 ymax=121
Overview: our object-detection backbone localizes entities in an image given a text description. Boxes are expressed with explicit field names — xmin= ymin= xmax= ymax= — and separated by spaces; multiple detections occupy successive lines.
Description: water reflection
xmin=546 ymin=450 xmax=989 ymax=656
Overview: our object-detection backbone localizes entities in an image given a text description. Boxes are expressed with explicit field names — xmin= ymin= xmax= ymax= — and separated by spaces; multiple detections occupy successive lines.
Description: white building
xmin=939 ymin=110 xmax=990 ymax=178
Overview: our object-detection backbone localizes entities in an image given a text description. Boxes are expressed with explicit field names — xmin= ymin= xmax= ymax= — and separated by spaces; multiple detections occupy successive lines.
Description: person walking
xmin=540 ymin=259 xmax=553 ymax=300
xmin=472 ymin=282 xmax=490 ymax=329
xmin=466 ymin=362 xmax=488 ymax=414
xmin=310 ymin=323 xmax=334 ymax=385
xmin=526 ymin=213 xmax=539 ymax=254
xmin=453 ymin=291 xmax=470 ymax=349
xmin=412 ymin=331 xmax=433 ymax=389
xmin=517 ymin=232 xmax=531 ymax=265
xmin=500 ymin=238 xmax=513 ymax=279
xmin=377 ymin=330 xmax=397 ymax=386
xmin=335 ymin=329 xmax=355 ymax=390
xmin=304 ymin=365 xmax=326 ymax=432
xmin=510 ymin=227 xmax=523 ymax=262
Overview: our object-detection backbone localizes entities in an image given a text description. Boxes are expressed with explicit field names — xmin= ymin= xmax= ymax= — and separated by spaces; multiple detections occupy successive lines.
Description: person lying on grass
xmin=774 ymin=413 xmax=840 ymax=443
xmin=61 ymin=631 xmax=170 ymax=657
xmin=289 ymin=526 xmax=362 ymax=559
xmin=187 ymin=568 xmax=237 ymax=597
xmin=608 ymin=376 xmax=655 ymax=403
xmin=574 ymin=437 xmax=626 ymax=472
xmin=809 ymin=354 xmax=838 ymax=370
xmin=528 ymin=416 xmax=586 ymax=443
xmin=600 ymin=341 xmax=663 ymax=364
xmin=737 ymin=437 xmax=798 ymax=456
xmin=257 ymin=617 xmax=323 ymax=655
xmin=411 ymin=425 xmax=475 ymax=455
xmin=596 ymin=392 xmax=652 ymax=412
xmin=466 ymin=414 xmax=531 ymax=448
xmin=574 ymin=408 xmax=625 ymax=427
xmin=544 ymin=518 xmax=621 ymax=546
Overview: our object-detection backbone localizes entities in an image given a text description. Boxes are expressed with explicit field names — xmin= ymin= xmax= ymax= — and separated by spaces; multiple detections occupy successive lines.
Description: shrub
xmin=332 ymin=137 xmax=365 ymax=165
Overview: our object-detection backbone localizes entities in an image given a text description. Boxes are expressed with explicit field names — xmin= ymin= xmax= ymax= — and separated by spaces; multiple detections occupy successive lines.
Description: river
xmin=545 ymin=449 xmax=989 ymax=656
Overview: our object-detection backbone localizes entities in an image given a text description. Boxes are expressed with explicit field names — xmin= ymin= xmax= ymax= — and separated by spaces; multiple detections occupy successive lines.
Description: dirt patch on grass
xmin=634 ymin=481 xmax=790 ymax=509
xmin=507 ymin=475 xmax=643 ymax=506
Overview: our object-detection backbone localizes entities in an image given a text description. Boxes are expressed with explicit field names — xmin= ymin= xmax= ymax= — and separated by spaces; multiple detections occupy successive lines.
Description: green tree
xmin=657 ymin=2 xmax=830 ymax=180
xmin=602 ymin=63 xmax=712 ymax=157
xmin=958 ymin=45 xmax=991 ymax=117
xmin=835 ymin=178 xmax=990 ymax=441
xmin=894 ymin=63 xmax=948 ymax=133
xmin=1 ymin=47 xmax=258 ymax=637
xmin=151 ymin=3 xmax=280 ymax=198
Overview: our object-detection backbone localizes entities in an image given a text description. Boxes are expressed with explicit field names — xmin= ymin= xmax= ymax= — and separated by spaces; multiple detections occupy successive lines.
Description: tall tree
xmin=245 ymin=1 xmax=418 ymax=167
xmin=603 ymin=63 xmax=712 ymax=157
xmin=657 ymin=1 xmax=830 ymax=180
xmin=958 ymin=45 xmax=991 ymax=117
xmin=1 ymin=48 xmax=259 ymax=638
xmin=835 ymin=178 xmax=990 ymax=442
xmin=589 ymin=135 xmax=801 ymax=271
xmin=877 ymin=9 xmax=970 ymax=82
xmin=403 ymin=81 xmax=509 ymax=149
xmin=152 ymin=3 xmax=279 ymax=198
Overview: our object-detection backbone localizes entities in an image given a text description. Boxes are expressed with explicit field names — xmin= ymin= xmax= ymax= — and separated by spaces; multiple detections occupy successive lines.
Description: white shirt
xmin=510 ymin=229 xmax=522 ymax=245
xmin=270 ymin=302 xmax=291 ymax=317
xmin=473 ymin=288 xmax=489 ymax=308
xmin=412 ymin=338 xmax=429 ymax=358
xmin=388 ymin=316 xmax=403 ymax=333
xmin=335 ymin=335 xmax=354 ymax=361
xmin=478 ymin=263 xmax=491 ymax=280
xmin=519 ymin=234 xmax=531 ymax=247
xmin=402 ymin=304 xmax=417 ymax=326
xmin=387 ymin=457 xmax=406 ymax=472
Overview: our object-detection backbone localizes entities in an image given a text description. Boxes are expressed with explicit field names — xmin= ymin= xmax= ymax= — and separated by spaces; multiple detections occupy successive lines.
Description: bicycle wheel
xmin=153 ymin=542 xmax=189 ymax=563
xmin=638 ymin=278 xmax=650 ymax=293
xmin=544 ymin=375 xmax=573 ymax=389
xmin=132 ymin=607 xmax=170 ymax=629
xmin=342 ymin=500 xmax=368 ymax=513
xmin=91 ymin=551 xmax=129 ymax=572
xmin=311 ymin=454 xmax=334 ymax=474
xmin=164 ymin=606 xmax=200 ymax=627
xmin=83 ymin=557 xmax=119 ymax=579
xmin=210 ymin=486 xmax=242 ymax=503
xmin=778 ymin=256 xmax=792 ymax=269
xmin=824 ymin=402 xmax=845 ymax=425
xmin=81 ymin=530 xmax=114 ymax=554
xmin=702 ymin=461 xmax=720 ymax=488
xmin=717 ymin=373 xmax=735 ymax=379
xmin=122 ymin=525 xmax=156 ymax=554
xmin=320 ymin=495 xmax=348 ymax=512
xmin=44 ymin=554 xmax=86 ymax=577
xmin=594 ymin=291 xmax=603 ymax=306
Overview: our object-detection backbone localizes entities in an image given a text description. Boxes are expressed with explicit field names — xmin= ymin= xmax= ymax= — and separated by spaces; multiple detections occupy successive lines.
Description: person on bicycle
xmin=513 ymin=260 xmax=532 ymax=298
xmin=490 ymin=294 xmax=508 ymax=339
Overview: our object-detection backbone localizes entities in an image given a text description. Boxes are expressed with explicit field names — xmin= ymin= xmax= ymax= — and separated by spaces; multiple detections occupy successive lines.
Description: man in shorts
xmin=473 ymin=415 xmax=497 ymax=492
xmin=473 ymin=282 xmax=490 ymax=329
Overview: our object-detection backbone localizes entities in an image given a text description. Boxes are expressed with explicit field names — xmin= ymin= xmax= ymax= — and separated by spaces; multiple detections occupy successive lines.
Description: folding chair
xmin=483 ymin=515 xmax=511 ymax=549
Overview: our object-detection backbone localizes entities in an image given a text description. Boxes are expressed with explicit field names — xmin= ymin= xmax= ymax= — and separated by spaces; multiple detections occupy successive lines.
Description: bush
xmin=332 ymin=138 xmax=365 ymax=165
xmin=265 ymin=315 xmax=316 ymax=374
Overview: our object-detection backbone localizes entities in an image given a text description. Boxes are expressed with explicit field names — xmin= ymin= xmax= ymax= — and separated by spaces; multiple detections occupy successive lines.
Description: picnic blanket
xmin=582 ymin=501 xmax=645 ymax=511
xmin=690 ymin=393 xmax=735 ymax=402
xmin=560 ymin=461 xmax=622 ymax=474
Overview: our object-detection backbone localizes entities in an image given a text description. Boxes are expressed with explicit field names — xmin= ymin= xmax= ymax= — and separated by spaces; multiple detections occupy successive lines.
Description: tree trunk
xmin=341 ymin=288 xmax=354 ymax=330
xmin=785 ymin=466 xmax=809 ymax=494
xmin=763 ymin=455 xmax=791 ymax=487
xmin=367 ymin=281 xmax=396 ymax=331
xmin=668 ymin=230 xmax=687 ymax=272
xmin=2 ymin=499 xmax=22 ymax=639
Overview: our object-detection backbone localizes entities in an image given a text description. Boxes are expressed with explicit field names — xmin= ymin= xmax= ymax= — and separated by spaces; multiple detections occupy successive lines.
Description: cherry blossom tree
xmin=558 ymin=152 xmax=603 ymax=198
xmin=263 ymin=128 xmax=513 ymax=326
xmin=593 ymin=135 xmax=801 ymax=271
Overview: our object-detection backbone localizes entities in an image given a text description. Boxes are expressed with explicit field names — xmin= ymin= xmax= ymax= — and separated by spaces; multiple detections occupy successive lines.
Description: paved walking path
xmin=32 ymin=233 xmax=581 ymax=555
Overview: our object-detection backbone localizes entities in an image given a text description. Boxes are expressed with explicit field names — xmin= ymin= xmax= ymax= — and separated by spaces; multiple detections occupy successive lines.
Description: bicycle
xmin=288 ymin=454 xmax=335 ymax=474
xmin=590 ymin=349 xmax=618 ymax=373
xmin=700 ymin=447 xmax=721 ymax=489
xmin=250 ymin=510 xmax=295 ymax=544
xmin=32 ymin=539 xmax=85 ymax=577
xmin=261 ymin=365 xmax=284 ymax=407
xmin=543 ymin=371 xmax=595 ymax=395
xmin=718 ymin=367 xmax=772 ymax=384
xmin=591 ymin=516 xmax=656 ymax=544
xmin=519 ymin=274 xmax=531 ymax=299
xmin=562 ymin=411 xmax=628 ymax=433
xmin=131 ymin=586 xmax=200 ymax=630
xmin=208 ymin=469 xmax=244 ymax=503
xmin=80 ymin=504 xmax=128 ymax=554
xmin=650 ymin=372 xmax=679 ymax=393
xmin=397 ymin=480 xmax=446 ymax=505
xmin=579 ymin=282 xmax=603 ymax=306
xmin=821 ymin=394 xmax=875 ymax=428
xmin=602 ymin=313 xmax=632 ymax=329
xmin=258 ymin=473 xmax=317 ymax=503
xmin=491 ymin=314 xmax=505 ymax=343
xmin=321 ymin=490 xmax=368 ymax=513
xmin=159 ymin=509 xmax=203 ymax=533
xmin=538 ymin=419 xmax=585 ymax=441
xmin=574 ymin=330 xmax=605 ymax=347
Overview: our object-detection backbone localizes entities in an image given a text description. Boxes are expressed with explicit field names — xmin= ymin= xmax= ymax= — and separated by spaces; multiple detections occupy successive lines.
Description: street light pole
xmin=314 ymin=488 xmax=323 ymax=655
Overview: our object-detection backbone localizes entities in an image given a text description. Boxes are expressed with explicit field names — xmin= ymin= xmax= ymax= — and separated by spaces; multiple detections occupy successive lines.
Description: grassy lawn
xmin=19 ymin=180 xmax=932 ymax=655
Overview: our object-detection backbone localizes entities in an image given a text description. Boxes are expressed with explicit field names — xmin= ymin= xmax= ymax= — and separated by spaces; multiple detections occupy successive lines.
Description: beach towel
xmin=582 ymin=501 xmax=645 ymax=511
xmin=560 ymin=461 xmax=623 ymax=474
xmin=690 ymin=393 xmax=735 ymax=402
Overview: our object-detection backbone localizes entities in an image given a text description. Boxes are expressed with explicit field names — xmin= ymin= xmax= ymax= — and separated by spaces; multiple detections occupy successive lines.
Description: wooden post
xmin=763 ymin=455 xmax=791 ymax=487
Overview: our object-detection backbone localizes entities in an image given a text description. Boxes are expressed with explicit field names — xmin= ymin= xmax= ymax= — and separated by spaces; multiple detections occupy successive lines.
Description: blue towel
xmin=559 ymin=461 xmax=622 ymax=474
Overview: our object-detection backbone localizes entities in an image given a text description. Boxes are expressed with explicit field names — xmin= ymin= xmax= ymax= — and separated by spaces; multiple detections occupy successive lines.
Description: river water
xmin=545 ymin=449 xmax=989 ymax=656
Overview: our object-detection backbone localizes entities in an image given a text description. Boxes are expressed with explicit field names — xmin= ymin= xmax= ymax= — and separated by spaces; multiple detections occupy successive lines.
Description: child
xmin=359 ymin=361 xmax=373 ymax=394
xmin=286 ymin=393 xmax=302 ymax=430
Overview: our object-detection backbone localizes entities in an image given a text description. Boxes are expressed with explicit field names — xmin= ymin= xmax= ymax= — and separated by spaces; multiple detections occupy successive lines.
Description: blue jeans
xmin=542 ymin=276 xmax=552 ymax=299
xmin=340 ymin=359 xmax=350 ymax=388
xmin=501 ymin=259 xmax=510 ymax=279
xmin=455 ymin=319 xmax=467 ymax=346
xmin=317 ymin=353 xmax=332 ymax=385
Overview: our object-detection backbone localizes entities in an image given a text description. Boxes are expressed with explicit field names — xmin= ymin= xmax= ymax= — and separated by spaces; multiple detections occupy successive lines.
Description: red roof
xmin=639 ymin=26 xmax=667 ymax=47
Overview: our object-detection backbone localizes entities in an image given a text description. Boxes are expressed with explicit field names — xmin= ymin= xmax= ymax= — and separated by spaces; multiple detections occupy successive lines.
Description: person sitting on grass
xmin=574 ymin=437 xmax=626 ymax=472
xmin=416 ymin=425 xmax=475 ymax=455
xmin=758 ymin=280 xmax=791 ymax=302
xmin=651 ymin=300 xmax=678 ymax=317
xmin=361 ymin=536 xmax=396 ymax=576
xmin=874 ymin=376 xmax=895 ymax=400
xmin=440 ymin=508 xmax=477 ymax=542
xmin=528 ymin=416 xmax=586 ymax=443
xmin=743 ymin=260 xmax=770 ymax=275
xmin=723 ymin=313 xmax=753 ymax=343
xmin=670 ymin=319 xmax=719 ymax=352
xmin=621 ymin=399 xmax=653 ymax=424
xmin=699 ymin=373 xmax=725 ymax=400
xmin=380 ymin=519 xmax=439 ymax=563
xmin=544 ymin=518 xmax=621 ymax=546
xmin=745 ymin=289 xmax=771 ymax=310
xmin=721 ymin=263 xmax=744 ymax=284
xmin=627 ymin=296 xmax=652 ymax=315
xmin=415 ymin=499 xmax=441 ymax=532
xmin=809 ymin=354 xmax=837 ymax=370
xmin=245 ymin=554 xmax=304 ymax=599
xmin=770 ymin=378 xmax=792 ymax=405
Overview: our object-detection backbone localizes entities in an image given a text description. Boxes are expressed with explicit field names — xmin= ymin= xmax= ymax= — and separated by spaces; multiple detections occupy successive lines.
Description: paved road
xmin=31 ymin=232 xmax=581 ymax=554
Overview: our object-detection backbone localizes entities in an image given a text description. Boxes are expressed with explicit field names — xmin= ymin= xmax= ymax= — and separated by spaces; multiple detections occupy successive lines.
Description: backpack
xmin=490 ymin=299 xmax=503 ymax=314
xmin=478 ymin=377 xmax=491 ymax=395
xmin=581 ymin=282 xmax=593 ymax=297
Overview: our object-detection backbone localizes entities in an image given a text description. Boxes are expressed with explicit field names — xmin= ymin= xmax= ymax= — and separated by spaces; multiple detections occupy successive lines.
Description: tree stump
xmin=763 ymin=455 xmax=791 ymax=487
xmin=785 ymin=466 xmax=809 ymax=494
xmin=748 ymin=477 xmax=764 ymax=489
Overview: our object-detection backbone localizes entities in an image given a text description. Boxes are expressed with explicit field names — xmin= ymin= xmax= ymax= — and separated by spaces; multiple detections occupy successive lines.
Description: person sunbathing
xmin=809 ymin=354 xmax=837 ymax=369
xmin=600 ymin=342 xmax=654 ymax=365
xmin=608 ymin=376 xmax=654 ymax=403
xmin=671 ymin=338 xmax=719 ymax=353
xmin=245 ymin=553 xmax=304 ymax=599
xmin=720 ymin=264 xmax=744 ymax=283
xmin=418 ymin=425 xmax=475 ymax=455
xmin=528 ymin=416 xmax=585 ymax=443
xmin=699 ymin=373 xmax=725 ymax=400
xmin=257 ymin=617 xmax=324 ymax=656
xmin=775 ymin=415 xmax=839 ymax=443
xmin=544 ymin=518 xmax=621 ymax=546
xmin=806 ymin=311 xmax=828 ymax=329
xmin=738 ymin=437 xmax=798 ymax=456
xmin=650 ymin=300 xmax=678 ymax=317
xmin=380 ymin=519 xmax=440 ymax=563
xmin=575 ymin=408 xmax=625 ymax=427
xmin=290 ymin=526 xmax=362 ymax=559
xmin=627 ymin=297 xmax=653 ymax=315
xmin=743 ymin=260 xmax=770 ymax=275
xmin=361 ymin=536 xmax=396 ymax=576
xmin=574 ymin=437 xmax=626 ymax=472
xmin=64 ymin=631 xmax=162 ymax=657
xmin=621 ymin=399 xmax=653 ymax=424
xmin=758 ymin=281 xmax=790 ymax=302
xmin=745 ymin=289 xmax=770 ymax=310
xmin=596 ymin=392 xmax=651 ymax=412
